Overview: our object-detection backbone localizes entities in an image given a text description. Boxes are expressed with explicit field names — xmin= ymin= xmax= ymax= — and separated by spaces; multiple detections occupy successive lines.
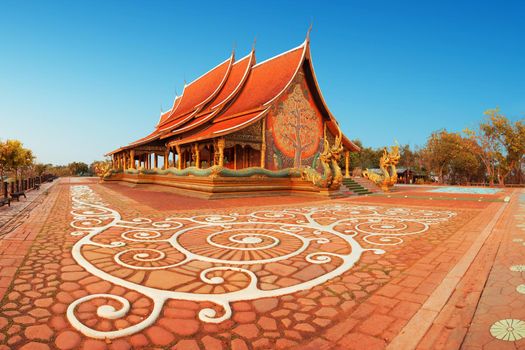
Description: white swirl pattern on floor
xmin=67 ymin=185 xmax=456 ymax=339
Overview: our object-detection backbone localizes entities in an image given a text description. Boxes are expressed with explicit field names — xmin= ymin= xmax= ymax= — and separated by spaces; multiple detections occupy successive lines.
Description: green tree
xmin=420 ymin=130 xmax=481 ymax=184
xmin=0 ymin=140 xmax=34 ymax=190
xmin=68 ymin=162 xmax=89 ymax=176
xmin=33 ymin=163 xmax=48 ymax=183
xmin=466 ymin=108 xmax=525 ymax=185
xmin=399 ymin=144 xmax=416 ymax=170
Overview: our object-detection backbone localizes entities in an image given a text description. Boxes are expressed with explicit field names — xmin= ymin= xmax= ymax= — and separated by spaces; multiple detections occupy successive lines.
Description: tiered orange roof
xmin=108 ymin=38 xmax=359 ymax=154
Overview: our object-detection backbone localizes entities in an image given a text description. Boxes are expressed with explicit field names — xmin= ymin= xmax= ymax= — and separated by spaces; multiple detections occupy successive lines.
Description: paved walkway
xmin=0 ymin=181 xmax=56 ymax=236
xmin=0 ymin=178 xmax=521 ymax=349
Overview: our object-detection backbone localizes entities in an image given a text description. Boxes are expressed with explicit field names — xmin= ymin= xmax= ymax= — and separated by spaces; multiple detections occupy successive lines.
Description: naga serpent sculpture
xmin=301 ymin=138 xmax=333 ymax=188
xmin=362 ymin=144 xmax=400 ymax=192
xmin=301 ymin=126 xmax=344 ymax=190
xmin=93 ymin=161 xmax=113 ymax=181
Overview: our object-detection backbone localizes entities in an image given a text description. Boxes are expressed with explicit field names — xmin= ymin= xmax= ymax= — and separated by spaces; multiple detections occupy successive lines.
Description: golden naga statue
xmin=362 ymin=144 xmax=400 ymax=192
xmin=301 ymin=127 xmax=344 ymax=190
xmin=329 ymin=131 xmax=344 ymax=190
xmin=94 ymin=161 xmax=112 ymax=181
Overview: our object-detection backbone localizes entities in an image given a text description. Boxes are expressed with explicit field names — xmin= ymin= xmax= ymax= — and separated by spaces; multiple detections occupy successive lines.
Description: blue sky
xmin=1 ymin=0 xmax=524 ymax=165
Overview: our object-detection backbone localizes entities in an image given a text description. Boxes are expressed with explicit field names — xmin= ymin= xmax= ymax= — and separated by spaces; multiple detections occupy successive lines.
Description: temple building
xmin=106 ymin=35 xmax=360 ymax=197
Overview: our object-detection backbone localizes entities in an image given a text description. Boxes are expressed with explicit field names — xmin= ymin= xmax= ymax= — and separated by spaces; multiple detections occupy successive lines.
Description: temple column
xmin=123 ymin=153 xmax=128 ymax=170
xmin=345 ymin=151 xmax=350 ymax=178
xmin=164 ymin=148 xmax=169 ymax=169
xmin=154 ymin=154 xmax=158 ymax=169
xmin=233 ymin=145 xmax=237 ymax=170
xmin=260 ymin=119 xmax=266 ymax=168
xmin=217 ymin=138 xmax=225 ymax=167
xmin=194 ymin=143 xmax=200 ymax=168
xmin=175 ymin=145 xmax=182 ymax=170
xmin=130 ymin=149 xmax=135 ymax=169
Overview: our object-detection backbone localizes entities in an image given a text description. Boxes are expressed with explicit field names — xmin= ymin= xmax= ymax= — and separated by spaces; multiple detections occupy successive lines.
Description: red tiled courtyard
xmin=0 ymin=178 xmax=523 ymax=350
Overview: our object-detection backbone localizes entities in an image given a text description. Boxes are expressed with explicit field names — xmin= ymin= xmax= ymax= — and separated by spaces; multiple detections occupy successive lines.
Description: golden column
xmin=175 ymin=145 xmax=182 ymax=170
xmin=154 ymin=154 xmax=158 ymax=169
xmin=217 ymin=138 xmax=225 ymax=167
xmin=345 ymin=150 xmax=350 ymax=178
xmin=164 ymin=148 xmax=169 ymax=169
xmin=194 ymin=143 xmax=200 ymax=168
xmin=130 ymin=149 xmax=135 ymax=169
xmin=260 ymin=119 xmax=266 ymax=168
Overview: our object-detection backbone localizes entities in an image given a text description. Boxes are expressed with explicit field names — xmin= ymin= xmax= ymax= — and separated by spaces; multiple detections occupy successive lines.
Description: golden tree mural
xmin=272 ymin=84 xmax=322 ymax=168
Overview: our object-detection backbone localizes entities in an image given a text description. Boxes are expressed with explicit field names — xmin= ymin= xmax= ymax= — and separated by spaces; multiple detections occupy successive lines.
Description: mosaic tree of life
xmin=271 ymin=84 xmax=323 ymax=168
xmin=68 ymin=185 xmax=456 ymax=339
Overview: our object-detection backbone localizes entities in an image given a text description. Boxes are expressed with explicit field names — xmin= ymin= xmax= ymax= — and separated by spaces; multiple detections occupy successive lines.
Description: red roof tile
xmin=163 ymin=51 xmax=255 ymax=137
xmin=215 ymin=43 xmax=306 ymax=122
xmin=158 ymin=55 xmax=233 ymax=128
xmin=110 ymin=39 xmax=358 ymax=154
xmin=170 ymin=109 xmax=269 ymax=145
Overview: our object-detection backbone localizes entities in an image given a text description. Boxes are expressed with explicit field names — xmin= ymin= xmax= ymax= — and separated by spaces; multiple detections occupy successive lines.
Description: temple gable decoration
xmin=269 ymin=83 xmax=323 ymax=168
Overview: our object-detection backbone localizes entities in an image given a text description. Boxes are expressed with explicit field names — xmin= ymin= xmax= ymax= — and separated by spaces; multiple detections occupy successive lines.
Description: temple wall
xmin=264 ymin=69 xmax=335 ymax=171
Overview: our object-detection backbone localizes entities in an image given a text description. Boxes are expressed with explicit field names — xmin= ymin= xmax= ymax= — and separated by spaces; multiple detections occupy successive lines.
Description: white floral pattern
xmin=490 ymin=319 xmax=525 ymax=341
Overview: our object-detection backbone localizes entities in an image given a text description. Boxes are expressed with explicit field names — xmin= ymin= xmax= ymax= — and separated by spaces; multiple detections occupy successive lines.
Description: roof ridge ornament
xmin=252 ymin=37 xmax=257 ymax=52
xmin=306 ymin=22 xmax=313 ymax=42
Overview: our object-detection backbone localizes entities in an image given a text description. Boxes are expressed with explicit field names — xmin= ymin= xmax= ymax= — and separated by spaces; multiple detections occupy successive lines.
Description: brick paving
xmin=0 ymin=178 xmax=520 ymax=349
xmin=0 ymin=181 xmax=57 ymax=237
xmin=459 ymin=191 xmax=525 ymax=349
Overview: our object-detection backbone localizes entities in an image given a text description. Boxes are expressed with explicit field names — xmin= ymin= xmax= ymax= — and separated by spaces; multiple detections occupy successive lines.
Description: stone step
xmin=340 ymin=179 xmax=373 ymax=196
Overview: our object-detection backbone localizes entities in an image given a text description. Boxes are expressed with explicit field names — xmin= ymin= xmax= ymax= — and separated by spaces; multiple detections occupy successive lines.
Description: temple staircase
xmin=341 ymin=177 xmax=375 ymax=196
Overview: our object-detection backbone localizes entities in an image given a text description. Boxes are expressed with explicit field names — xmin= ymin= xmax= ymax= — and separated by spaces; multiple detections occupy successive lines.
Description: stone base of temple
xmin=105 ymin=173 xmax=335 ymax=199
